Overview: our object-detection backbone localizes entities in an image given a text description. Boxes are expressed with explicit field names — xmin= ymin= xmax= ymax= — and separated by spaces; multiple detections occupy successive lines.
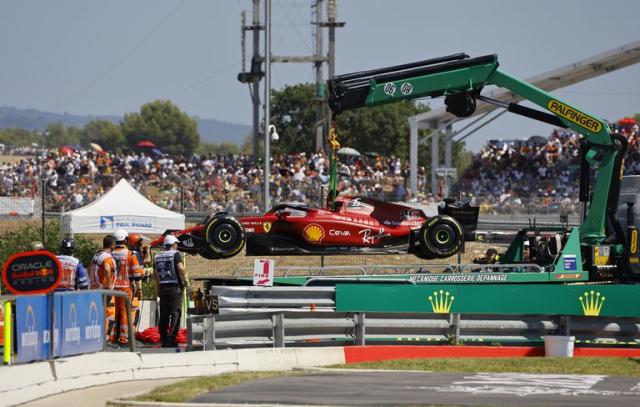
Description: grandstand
xmin=0 ymin=117 xmax=637 ymax=219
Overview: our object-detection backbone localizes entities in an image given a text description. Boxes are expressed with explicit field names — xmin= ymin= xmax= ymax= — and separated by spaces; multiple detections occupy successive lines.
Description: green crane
xmin=328 ymin=53 xmax=638 ymax=281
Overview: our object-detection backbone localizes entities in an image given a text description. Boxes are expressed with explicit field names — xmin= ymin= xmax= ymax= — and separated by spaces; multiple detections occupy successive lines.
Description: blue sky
xmin=1 ymin=0 xmax=639 ymax=150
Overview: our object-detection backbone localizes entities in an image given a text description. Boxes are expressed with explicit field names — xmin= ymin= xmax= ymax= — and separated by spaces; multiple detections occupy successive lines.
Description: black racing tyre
xmin=204 ymin=214 xmax=245 ymax=258
xmin=198 ymin=246 xmax=220 ymax=260
xmin=419 ymin=215 xmax=463 ymax=259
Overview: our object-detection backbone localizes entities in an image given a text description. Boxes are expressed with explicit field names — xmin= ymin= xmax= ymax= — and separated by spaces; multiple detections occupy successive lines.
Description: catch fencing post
xmin=186 ymin=316 xmax=193 ymax=351
xmin=204 ymin=315 xmax=216 ymax=350
xmin=272 ymin=312 xmax=285 ymax=348
xmin=448 ymin=313 xmax=461 ymax=344
xmin=355 ymin=313 xmax=366 ymax=346
xmin=559 ymin=315 xmax=571 ymax=336
xmin=40 ymin=175 xmax=46 ymax=245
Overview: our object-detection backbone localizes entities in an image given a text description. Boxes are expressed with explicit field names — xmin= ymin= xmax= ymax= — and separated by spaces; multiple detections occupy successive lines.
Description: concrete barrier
xmin=0 ymin=347 xmax=347 ymax=406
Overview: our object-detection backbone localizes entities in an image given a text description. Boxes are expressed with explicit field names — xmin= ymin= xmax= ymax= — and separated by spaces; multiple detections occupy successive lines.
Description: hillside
xmin=0 ymin=106 xmax=251 ymax=145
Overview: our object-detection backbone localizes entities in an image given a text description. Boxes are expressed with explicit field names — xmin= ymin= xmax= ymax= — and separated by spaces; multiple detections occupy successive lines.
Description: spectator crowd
xmin=455 ymin=118 xmax=640 ymax=214
xmin=0 ymin=118 xmax=638 ymax=216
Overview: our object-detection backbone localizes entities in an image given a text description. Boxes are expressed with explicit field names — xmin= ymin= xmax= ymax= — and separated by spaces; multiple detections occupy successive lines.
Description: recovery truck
xmin=314 ymin=52 xmax=640 ymax=319
xmin=327 ymin=52 xmax=640 ymax=286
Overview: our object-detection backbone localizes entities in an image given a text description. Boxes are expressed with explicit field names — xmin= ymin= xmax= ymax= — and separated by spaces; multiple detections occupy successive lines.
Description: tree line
xmin=0 ymin=85 xmax=472 ymax=175
xmin=0 ymin=100 xmax=200 ymax=155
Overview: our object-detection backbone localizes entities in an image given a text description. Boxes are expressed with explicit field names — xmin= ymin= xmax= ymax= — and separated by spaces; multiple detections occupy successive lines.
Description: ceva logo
xmin=65 ymin=303 xmax=81 ymax=344
xmin=100 ymin=216 xmax=114 ymax=230
xmin=21 ymin=305 xmax=38 ymax=349
xmin=85 ymin=301 xmax=102 ymax=341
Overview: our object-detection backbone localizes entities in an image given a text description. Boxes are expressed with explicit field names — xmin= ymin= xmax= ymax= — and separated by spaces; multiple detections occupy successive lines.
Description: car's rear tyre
xmin=419 ymin=215 xmax=463 ymax=259
xmin=205 ymin=214 xmax=245 ymax=258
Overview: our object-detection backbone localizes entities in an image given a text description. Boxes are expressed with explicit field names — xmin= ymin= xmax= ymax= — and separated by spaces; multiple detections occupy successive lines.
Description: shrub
xmin=0 ymin=220 xmax=99 ymax=291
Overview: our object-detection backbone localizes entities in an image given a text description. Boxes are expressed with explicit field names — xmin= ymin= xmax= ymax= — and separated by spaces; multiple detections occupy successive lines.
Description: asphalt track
xmin=192 ymin=370 xmax=640 ymax=406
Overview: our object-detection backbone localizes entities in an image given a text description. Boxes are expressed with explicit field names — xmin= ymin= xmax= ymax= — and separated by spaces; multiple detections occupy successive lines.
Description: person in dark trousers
xmin=153 ymin=235 xmax=187 ymax=347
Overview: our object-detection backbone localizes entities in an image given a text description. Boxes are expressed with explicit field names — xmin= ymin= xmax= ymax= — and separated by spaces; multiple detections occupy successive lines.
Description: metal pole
xmin=355 ymin=312 xmax=365 ymax=346
xmin=327 ymin=0 xmax=336 ymax=79
xmin=409 ymin=118 xmax=418 ymax=196
xmin=444 ymin=124 xmax=453 ymax=196
xmin=431 ymin=129 xmax=439 ymax=195
xmin=264 ymin=0 xmax=271 ymax=211
xmin=454 ymin=109 xmax=507 ymax=143
xmin=314 ymin=0 xmax=324 ymax=151
xmin=252 ymin=0 xmax=261 ymax=159
xmin=273 ymin=312 xmax=284 ymax=347
xmin=41 ymin=174 xmax=46 ymax=245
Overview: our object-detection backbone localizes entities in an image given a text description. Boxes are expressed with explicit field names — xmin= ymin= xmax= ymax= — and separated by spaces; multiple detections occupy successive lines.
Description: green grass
xmin=132 ymin=371 xmax=295 ymax=403
xmin=333 ymin=357 xmax=640 ymax=376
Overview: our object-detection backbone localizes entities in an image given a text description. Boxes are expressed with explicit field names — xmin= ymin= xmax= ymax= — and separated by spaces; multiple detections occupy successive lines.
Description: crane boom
xmin=328 ymin=52 xmax=625 ymax=251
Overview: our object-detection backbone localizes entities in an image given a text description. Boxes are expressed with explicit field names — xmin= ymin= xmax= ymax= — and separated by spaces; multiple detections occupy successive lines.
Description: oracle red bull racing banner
xmin=2 ymin=250 xmax=61 ymax=295
xmin=14 ymin=292 xmax=103 ymax=363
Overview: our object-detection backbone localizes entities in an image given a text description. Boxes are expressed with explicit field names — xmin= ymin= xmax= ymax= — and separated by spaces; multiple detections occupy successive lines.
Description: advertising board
xmin=14 ymin=292 xmax=103 ymax=363
xmin=2 ymin=251 xmax=61 ymax=295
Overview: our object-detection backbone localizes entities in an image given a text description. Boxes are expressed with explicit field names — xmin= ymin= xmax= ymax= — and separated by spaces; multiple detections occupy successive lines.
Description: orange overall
xmin=110 ymin=246 xmax=142 ymax=344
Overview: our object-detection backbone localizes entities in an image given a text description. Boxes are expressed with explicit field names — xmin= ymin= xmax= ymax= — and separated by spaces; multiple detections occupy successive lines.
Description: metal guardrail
xmin=229 ymin=264 xmax=463 ymax=279
xmin=212 ymin=286 xmax=335 ymax=314
xmin=186 ymin=311 xmax=640 ymax=351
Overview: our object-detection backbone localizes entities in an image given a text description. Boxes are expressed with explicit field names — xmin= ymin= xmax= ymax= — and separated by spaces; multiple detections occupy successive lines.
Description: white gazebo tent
xmin=61 ymin=179 xmax=185 ymax=235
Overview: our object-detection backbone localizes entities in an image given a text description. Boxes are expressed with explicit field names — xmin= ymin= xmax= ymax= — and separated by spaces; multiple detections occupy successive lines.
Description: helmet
xmin=60 ymin=238 xmax=75 ymax=253
xmin=113 ymin=228 xmax=128 ymax=242
xmin=31 ymin=241 xmax=45 ymax=251
xmin=128 ymin=233 xmax=147 ymax=246
xmin=163 ymin=235 xmax=179 ymax=247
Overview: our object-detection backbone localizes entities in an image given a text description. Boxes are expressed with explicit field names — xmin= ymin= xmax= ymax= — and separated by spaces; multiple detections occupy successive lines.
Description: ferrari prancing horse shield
xmin=263 ymin=222 xmax=272 ymax=233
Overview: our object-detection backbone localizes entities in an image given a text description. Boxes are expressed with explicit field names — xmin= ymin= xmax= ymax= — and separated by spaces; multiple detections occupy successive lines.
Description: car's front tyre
xmin=204 ymin=214 xmax=245 ymax=258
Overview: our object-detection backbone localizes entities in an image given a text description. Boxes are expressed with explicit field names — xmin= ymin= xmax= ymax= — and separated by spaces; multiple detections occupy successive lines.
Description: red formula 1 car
xmin=152 ymin=196 xmax=478 ymax=260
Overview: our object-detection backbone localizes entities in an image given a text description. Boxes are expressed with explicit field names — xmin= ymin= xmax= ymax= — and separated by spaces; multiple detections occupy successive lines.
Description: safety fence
xmin=1 ymin=290 xmax=135 ymax=365
xmin=186 ymin=311 xmax=640 ymax=351
xmin=211 ymin=286 xmax=336 ymax=314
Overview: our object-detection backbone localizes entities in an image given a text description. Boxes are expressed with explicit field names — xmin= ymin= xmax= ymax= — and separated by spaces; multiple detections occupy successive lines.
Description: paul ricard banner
xmin=98 ymin=215 xmax=156 ymax=231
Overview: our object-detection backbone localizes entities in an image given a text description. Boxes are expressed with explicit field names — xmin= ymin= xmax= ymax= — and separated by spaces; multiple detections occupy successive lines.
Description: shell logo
xmin=303 ymin=224 xmax=325 ymax=243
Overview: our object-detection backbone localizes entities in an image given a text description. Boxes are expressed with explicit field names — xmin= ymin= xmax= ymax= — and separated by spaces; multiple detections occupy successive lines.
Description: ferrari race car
xmin=152 ymin=196 xmax=478 ymax=260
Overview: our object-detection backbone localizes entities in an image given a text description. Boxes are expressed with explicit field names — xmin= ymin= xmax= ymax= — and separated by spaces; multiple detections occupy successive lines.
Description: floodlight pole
xmin=41 ymin=174 xmax=46 ymax=245
xmin=263 ymin=0 xmax=271 ymax=211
